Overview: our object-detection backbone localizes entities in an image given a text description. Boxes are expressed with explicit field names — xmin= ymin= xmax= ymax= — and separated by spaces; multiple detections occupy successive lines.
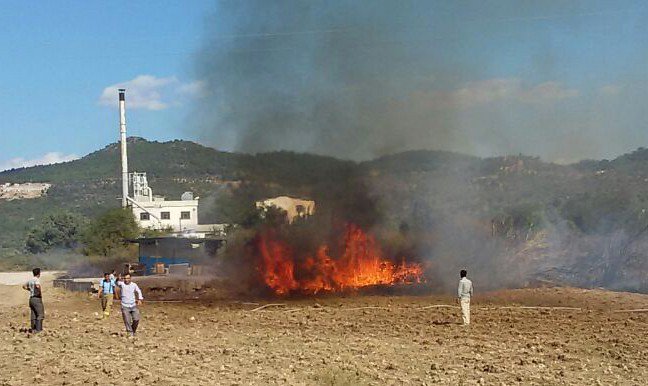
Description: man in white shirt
xmin=22 ymin=268 xmax=44 ymax=333
xmin=457 ymin=269 xmax=473 ymax=326
xmin=116 ymin=274 xmax=143 ymax=337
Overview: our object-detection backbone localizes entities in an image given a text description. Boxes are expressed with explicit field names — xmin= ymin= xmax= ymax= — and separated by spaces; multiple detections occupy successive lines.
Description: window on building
xmin=180 ymin=211 xmax=191 ymax=220
xmin=140 ymin=212 xmax=150 ymax=221
xmin=161 ymin=211 xmax=170 ymax=220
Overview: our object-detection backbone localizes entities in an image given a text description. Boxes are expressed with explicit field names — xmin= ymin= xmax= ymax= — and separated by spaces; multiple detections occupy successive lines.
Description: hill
xmin=0 ymin=138 xmax=354 ymax=263
xmin=1 ymin=138 xmax=647 ymax=292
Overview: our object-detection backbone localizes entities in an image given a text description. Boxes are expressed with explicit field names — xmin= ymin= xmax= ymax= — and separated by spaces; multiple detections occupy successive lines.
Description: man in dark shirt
xmin=22 ymin=268 xmax=44 ymax=333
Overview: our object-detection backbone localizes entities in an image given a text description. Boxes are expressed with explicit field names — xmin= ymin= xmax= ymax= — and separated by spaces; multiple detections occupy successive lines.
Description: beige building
xmin=256 ymin=196 xmax=315 ymax=223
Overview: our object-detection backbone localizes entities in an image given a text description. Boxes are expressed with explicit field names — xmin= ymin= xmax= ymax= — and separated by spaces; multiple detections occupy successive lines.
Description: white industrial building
xmin=129 ymin=172 xmax=199 ymax=231
xmin=117 ymin=89 xmax=226 ymax=238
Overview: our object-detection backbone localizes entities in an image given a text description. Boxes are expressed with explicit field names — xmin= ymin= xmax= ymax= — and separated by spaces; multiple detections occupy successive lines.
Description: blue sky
xmin=0 ymin=1 xmax=212 ymax=170
xmin=2 ymin=1 xmax=648 ymax=170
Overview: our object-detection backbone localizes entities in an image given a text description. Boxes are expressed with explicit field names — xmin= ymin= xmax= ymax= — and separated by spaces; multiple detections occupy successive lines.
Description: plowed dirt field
xmin=1 ymin=280 xmax=647 ymax=385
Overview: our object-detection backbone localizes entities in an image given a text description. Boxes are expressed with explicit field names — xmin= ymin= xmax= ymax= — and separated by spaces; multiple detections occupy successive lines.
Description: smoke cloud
xmin=189 ymin=1 xmax=648 ymax=294
xmin=191 ymin=1 xmax=647 ymax=162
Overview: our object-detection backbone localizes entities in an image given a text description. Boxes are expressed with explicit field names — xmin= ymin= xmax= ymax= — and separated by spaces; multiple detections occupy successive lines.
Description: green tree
xmin=82 ymin=208 xmax=139 ymax=256
xmin=25 ymin=212 xmax=86 ymax=254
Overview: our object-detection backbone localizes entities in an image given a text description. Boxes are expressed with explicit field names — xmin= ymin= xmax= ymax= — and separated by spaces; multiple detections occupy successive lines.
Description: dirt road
xmin=0 ymin=285 xmax=646 ymax=385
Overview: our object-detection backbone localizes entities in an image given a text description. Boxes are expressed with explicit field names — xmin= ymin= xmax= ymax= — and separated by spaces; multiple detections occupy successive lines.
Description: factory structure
xmin=117 ymin=89 xmax=225 ymax=275
xmin=129 ymin=172 xmax=203 ymax=233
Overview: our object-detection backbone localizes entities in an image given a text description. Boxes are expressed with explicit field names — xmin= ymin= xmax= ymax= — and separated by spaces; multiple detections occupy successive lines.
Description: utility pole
xmin=119 ymin=89 xmax=128 ymax=208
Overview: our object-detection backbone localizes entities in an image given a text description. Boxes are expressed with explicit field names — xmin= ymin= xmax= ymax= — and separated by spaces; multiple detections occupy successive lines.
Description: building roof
xmin=126 ymin=235 xmax=226 ymax=243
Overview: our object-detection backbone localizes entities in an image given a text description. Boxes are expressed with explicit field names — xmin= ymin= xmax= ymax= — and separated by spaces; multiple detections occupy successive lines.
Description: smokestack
xmin=119 ymin=89 xmax=128 ymax=208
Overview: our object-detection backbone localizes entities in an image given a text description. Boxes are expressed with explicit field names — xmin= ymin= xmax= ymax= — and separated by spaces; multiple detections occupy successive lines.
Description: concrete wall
xmin=53 ymin=279 xmax=94 ymax=292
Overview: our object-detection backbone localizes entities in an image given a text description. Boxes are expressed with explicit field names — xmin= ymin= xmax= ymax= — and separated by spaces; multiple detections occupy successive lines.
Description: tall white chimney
xmin=119 ymin=89 xmax=129 ymax=208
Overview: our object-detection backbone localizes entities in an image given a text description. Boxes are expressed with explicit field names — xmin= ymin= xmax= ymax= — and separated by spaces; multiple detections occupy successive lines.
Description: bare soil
xmin=0 ymin=282 xmax=647 ymax=385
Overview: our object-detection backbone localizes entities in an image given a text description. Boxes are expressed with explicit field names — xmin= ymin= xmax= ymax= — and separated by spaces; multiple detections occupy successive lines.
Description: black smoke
xmin=192 ymin=0 xmax=464 ymax=160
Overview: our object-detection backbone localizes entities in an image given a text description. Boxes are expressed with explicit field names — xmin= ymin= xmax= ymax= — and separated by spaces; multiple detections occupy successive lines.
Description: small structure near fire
xmin=256 ymin=196 xmax=315 ymax=223
xmin=128 ymin=236 xmax=225 ymax=276
xmin=0 ymin=182 xmax=51 ymax=201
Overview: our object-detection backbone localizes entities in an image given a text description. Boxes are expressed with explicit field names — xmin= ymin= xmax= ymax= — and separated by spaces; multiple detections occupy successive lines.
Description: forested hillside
xmin=2 ymin=138 xmax=647 ymax=291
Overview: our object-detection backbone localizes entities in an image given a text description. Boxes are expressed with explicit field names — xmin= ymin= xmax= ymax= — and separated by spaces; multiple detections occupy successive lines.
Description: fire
xmin=256 ymin=224 xmax=424 ymax=295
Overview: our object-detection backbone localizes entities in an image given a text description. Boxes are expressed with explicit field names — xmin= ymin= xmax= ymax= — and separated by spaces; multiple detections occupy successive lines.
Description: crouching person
xmin=116 ymin=274 xmax=143 ymax=337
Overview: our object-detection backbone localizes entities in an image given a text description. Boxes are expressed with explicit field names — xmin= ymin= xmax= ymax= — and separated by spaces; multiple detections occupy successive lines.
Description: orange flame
xmin=256 ymin=224 xmax=424 ymax=295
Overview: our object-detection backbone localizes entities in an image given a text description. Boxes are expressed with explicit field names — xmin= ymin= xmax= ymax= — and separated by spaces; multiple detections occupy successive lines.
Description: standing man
xmin=116 ymin=274 xmax=143 ymax=337
xmin=457 ymin=269 xmax=473 ymax=326
xmin=98 ymin=272 xmax=116 ymax=318
xmin=22 ymin=268 xmax=44 ymax=333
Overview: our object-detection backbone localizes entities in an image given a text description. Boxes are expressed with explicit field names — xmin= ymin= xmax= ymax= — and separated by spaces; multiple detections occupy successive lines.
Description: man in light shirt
xmin=457 ymin=269 xmax=473 ymax=326
xmin=22 ymin=267 xmax=44 ymax=333
xmin=116 ymin=274 xmax=144 ymax=337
